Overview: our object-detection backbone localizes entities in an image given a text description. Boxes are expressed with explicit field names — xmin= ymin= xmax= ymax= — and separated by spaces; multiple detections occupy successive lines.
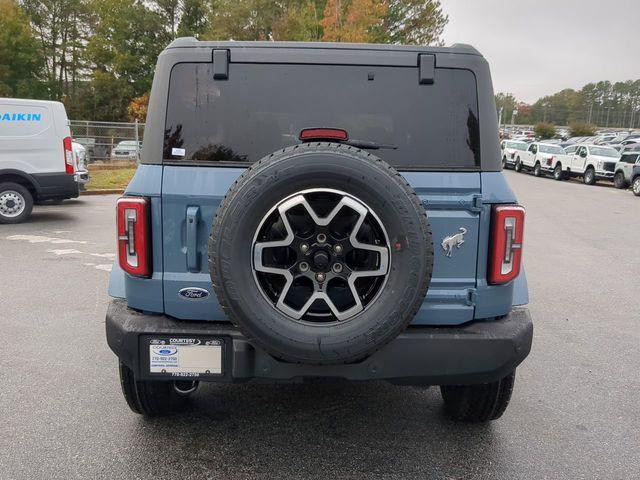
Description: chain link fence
xmin=69 ymin=120 xmax=145 ymax=164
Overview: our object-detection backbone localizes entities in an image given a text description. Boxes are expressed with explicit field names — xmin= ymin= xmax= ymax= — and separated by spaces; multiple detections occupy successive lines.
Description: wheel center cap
xmin=6 ymin=200 xmax=15 ymax=209
xmin=312 ymin=250 xmax=330 ymax=270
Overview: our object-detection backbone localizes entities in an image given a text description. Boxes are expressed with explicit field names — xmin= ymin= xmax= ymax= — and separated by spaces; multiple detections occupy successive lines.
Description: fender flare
xmin=0 ymin=169 xmax=42 ymax=194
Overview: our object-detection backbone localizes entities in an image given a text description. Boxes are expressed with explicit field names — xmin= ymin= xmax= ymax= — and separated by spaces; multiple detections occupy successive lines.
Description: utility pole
xmin=588 ymin=102 xmax=593 ymax=124
xmin=498 ymin=107 xmax=503 ymax=129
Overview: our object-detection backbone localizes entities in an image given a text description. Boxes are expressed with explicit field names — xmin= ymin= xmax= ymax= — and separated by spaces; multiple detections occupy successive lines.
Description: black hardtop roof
xmin=165 ymin=37 xmax=482 ymax=56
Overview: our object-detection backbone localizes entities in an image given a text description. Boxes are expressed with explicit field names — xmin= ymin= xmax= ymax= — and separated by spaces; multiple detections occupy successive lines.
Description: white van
xmin=0 ymin=98 xmax=79 ymax=223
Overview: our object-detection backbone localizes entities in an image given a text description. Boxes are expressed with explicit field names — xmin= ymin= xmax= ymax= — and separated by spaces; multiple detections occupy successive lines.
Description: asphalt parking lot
xmin=1 ymin=171 xmax=638 ymax=479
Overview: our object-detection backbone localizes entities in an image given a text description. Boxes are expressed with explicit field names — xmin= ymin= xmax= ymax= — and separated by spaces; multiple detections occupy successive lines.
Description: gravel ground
xmin=1 ymin=171 xmax=638 ymax=479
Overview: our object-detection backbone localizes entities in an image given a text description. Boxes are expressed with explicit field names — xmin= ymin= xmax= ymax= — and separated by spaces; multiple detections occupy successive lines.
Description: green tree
xmin=534 ymin=122 xmax=555 ymax=139
xmin=86 ymin=0 xmax=165 ymax=119
xmin=21 ymin=0 xmax=90 ymax=102
xmin=321 ymin=0 xmax=388 ymax=42
xmin=177 ymin=0 xmax=210 ymax=38
xmin=569 ymin=122 xmax=596 ymax=137
xmin=0 ymin=0 xmax=43 ymax=97
xmin=206 ymin=0 xmax=288 ymax=40
xmin=273 ymin=1 xmax=323 ymax=41
xmin=495 ymin=93 xmax=518 ymax=122
xmin=205 ymin=0 xmax=448 ymax=45
xmin=381 ymin=0 xmax=448 ymax=45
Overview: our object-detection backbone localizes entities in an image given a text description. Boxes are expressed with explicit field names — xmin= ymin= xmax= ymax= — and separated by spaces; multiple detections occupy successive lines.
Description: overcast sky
xmin=441 ymin=0 xmax=640 ymax=103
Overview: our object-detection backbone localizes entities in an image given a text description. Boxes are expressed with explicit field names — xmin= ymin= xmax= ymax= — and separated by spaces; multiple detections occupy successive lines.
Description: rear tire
xmin=583 ymin=167 xmax=596 ymax=185
xmin=633 ymin=177 xmax=640 ymax=196
xmin=0 ymin=182 xmax=33 ymax=224
xmin=118 ymin=361 xmax=196 ymax=417
xmin=613 ymin=171 xmax=627 ymax=189
xmin=553 ymin=164 xmax=563 ymax=181
xmin=533 ymin=162 xmax=542 ymax=177
xmin=440 ymin=370 xmax=516 ymax=422
xmin=514 ymin=158 xmax=522 ymax=172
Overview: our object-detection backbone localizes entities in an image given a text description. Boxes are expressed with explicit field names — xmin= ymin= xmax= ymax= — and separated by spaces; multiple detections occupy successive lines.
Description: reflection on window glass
xmin=164 ymin=63 xmax=480 ymax=169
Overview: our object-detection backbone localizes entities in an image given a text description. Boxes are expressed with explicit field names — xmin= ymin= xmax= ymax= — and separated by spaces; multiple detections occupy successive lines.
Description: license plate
xmin=148 ymin=338 xmax=223 ymax=377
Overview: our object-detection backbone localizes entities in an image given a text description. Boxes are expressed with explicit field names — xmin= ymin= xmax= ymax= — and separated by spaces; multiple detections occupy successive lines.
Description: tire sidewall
xmin=0 ymin=182 xmax=33 ymax=224
xmin=554 ymin=164 xmax=562 ymax=180
xmin=584 ymin=168 xmax=595 ymax=185
xmin=210 ymin=145 xmax=433 ymax=363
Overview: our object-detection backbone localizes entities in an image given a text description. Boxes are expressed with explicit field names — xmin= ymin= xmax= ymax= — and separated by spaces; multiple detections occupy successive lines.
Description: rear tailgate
xmin=158 ymin=47 xmax=487 ymax=325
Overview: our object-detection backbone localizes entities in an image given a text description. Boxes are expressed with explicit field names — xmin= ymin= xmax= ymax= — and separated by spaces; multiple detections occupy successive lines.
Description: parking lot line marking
xmin=90 ymin=253 xmax=116 ymax=259
xmin=6 ymin=234 xmax=89 ymax=244
xmin=47 ymin=249 xmax=84 ymax=256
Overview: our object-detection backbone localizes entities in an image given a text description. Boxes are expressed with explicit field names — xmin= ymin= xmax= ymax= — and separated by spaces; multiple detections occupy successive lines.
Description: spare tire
xmin=209 ymin=143 xmax=433 ymax=365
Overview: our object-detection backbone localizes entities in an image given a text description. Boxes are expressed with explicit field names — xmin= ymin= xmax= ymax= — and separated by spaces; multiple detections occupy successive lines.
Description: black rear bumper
xmin=32 ymin=172 xmax=79 ymax=200
xmin=106 ymin=299 xmax=533 ymax=385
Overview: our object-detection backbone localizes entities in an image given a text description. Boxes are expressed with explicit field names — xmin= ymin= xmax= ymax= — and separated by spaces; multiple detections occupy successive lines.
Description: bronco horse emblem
xmin=441 ymin=227 xmax=467 ymax=258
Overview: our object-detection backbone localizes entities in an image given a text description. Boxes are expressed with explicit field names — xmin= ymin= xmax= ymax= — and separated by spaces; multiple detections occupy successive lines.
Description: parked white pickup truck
xmin=514 ymin=142 xmax=571 ymax=180
xmin=500 ymin=140 xmax=528 ymax=169
xmin=562 ymin=144 xmax=620 ymax=185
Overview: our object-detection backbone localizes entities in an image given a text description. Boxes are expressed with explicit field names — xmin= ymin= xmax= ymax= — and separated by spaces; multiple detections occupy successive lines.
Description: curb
xmin=81 ymin=189 xmax=124 ymax=196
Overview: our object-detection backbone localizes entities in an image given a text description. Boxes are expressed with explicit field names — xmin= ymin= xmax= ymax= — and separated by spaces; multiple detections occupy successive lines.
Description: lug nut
xmin=300 ymin=243 xmax=309 ymax=253
xmin=334 ymin=244 xmax=343 ymax=254
xmin=316 ymin=233 xmax=327 ymax=244
xmin=299 ymin=261 xmax=310 ymax=272
xmin=332 ymin=263 xmax=343 ymax=273
xmin=315 ymin=272 xmax=326 ymax=282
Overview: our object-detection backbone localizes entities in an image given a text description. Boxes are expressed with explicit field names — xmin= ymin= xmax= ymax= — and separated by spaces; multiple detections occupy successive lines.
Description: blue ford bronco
xmin=106 ymin=38 xmax=532 ymax=422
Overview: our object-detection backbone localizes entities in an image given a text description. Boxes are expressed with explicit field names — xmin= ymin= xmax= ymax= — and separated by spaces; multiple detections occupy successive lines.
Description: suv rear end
xmin=106 ymin=39 xmax=532 ymax=422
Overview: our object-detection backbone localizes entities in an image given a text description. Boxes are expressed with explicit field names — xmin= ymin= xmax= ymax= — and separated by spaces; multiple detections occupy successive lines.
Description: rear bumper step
xmin=106 ymin=299 xmax=533 ymax=385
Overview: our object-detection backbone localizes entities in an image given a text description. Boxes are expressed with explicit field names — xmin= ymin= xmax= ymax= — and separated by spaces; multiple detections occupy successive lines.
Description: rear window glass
xmin=164 ymin=63 xmax=480 ymax=169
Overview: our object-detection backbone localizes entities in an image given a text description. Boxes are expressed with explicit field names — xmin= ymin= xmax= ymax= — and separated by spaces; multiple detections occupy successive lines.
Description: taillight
xmin=117 ymin=197 xmax=151 ymax=277
xmin=488 ymin=205 xmax=525 ymax=285
xmin=63 ymin=136 xmax=74 ymax=174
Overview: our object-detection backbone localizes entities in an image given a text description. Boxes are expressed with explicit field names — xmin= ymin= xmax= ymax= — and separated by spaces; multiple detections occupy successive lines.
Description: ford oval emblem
xmin=179 ymin=287 xmax=210 ymax=300
xmin=151 ymin=345 xmax=178 ymax=355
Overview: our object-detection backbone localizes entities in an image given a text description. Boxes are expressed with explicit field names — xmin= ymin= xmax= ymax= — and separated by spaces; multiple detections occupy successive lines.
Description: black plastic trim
xmin=31 ymin=172 xmax=79 ymax=200
xmin=106 ymin=299 xmax=533 ymax=385
xmin=419 ymin=54 xmax=435 ymax=84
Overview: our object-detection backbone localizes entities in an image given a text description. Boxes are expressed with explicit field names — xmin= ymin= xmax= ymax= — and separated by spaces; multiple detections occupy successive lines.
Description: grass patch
xmin=86 ymin=167 xmax=137 ymax=191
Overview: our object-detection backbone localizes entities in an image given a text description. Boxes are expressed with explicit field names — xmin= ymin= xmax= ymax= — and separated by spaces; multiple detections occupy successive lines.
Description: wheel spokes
xmin=253 ymin=190 xmax=390 ymax=322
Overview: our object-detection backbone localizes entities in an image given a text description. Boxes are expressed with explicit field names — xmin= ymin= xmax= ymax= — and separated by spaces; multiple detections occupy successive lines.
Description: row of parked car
xmin=501 ymin=138 xmax=640 ymax=196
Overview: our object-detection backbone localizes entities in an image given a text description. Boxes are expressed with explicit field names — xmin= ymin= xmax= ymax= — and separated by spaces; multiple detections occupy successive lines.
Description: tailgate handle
xmin=186 ymin=206 xmax=200 ymax=271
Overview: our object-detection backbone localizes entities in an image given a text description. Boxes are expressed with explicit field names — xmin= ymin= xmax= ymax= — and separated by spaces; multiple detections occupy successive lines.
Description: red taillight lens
xmin=488 ymin=205 xmax=525 ymax=285
xmin=63 ymin=136 xmax=74 ymax=174
xmin=299 ymin=128 xmax=349 ymax=142
xmin=117 ymin=197 xmax=151 ymax=277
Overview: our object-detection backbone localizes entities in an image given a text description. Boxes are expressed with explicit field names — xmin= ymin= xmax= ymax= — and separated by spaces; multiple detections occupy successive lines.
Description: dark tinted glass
xmin=621 ymin=154 xmax=638 ymax=164
xmin=164 ymin=63 xmax=480 ymax=169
